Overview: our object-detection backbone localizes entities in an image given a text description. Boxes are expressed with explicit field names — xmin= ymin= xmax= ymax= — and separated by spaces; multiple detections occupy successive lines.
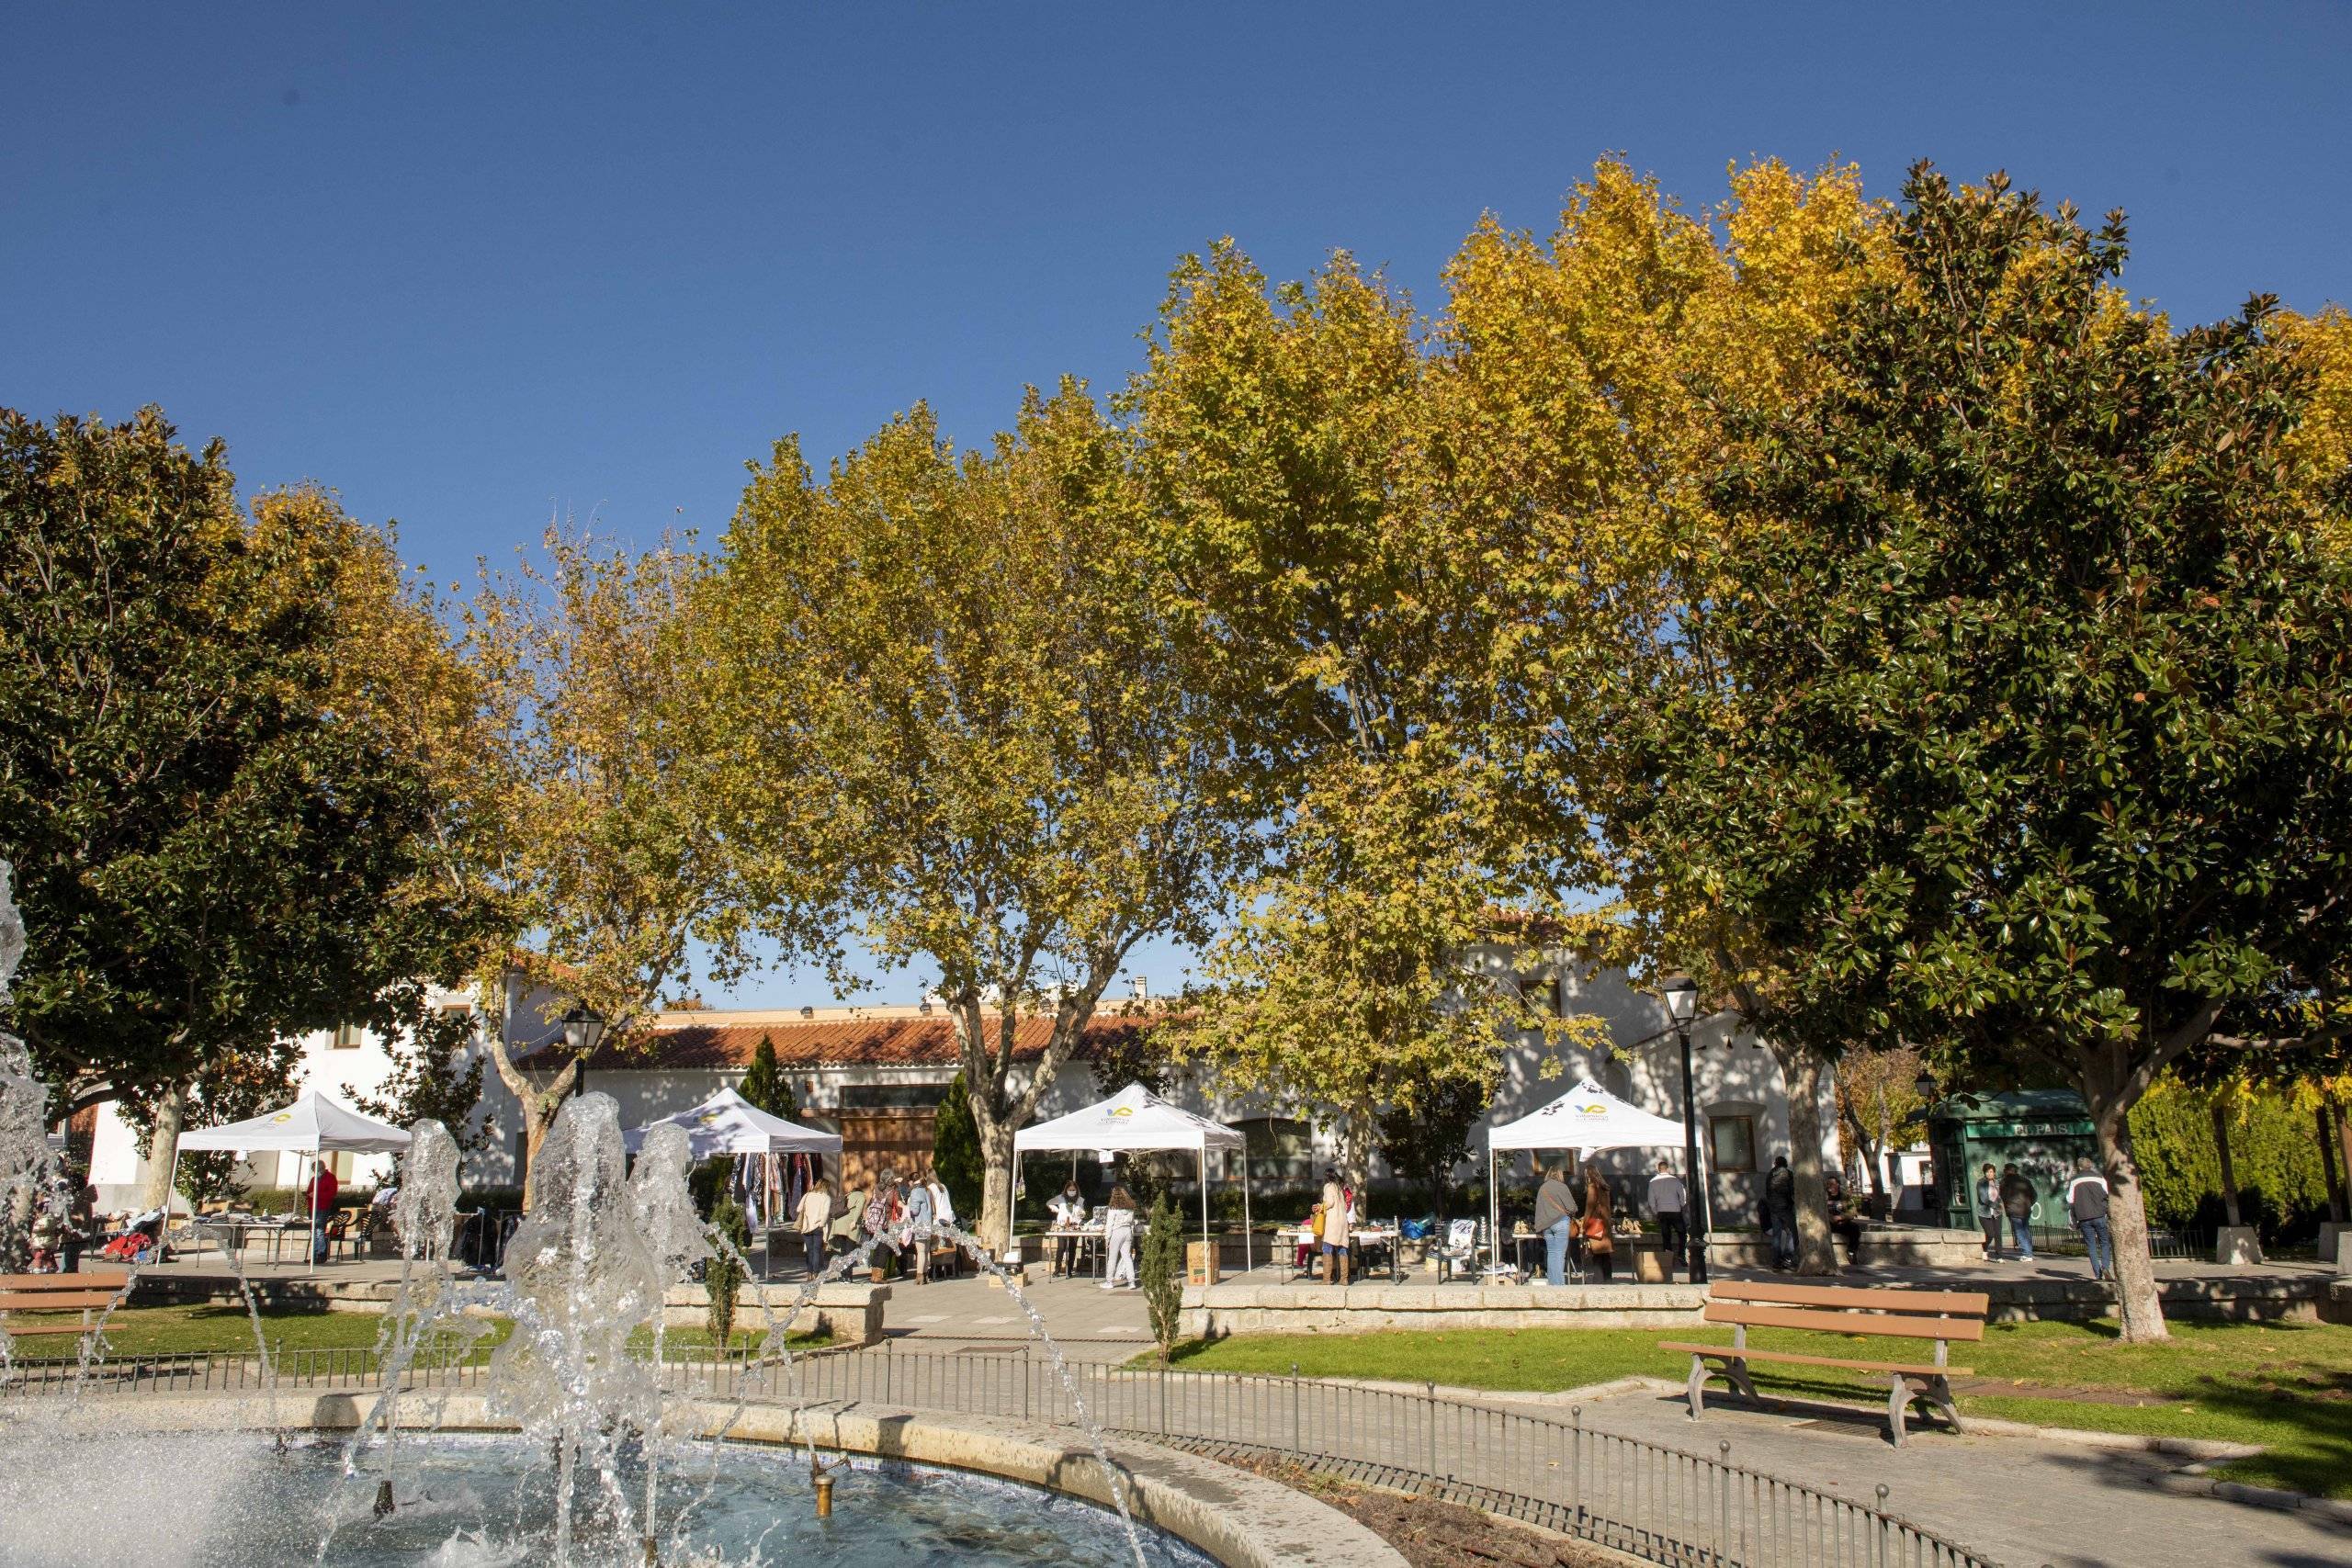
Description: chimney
xmin=1130 ymin=976 xmax=1149 ymax=1003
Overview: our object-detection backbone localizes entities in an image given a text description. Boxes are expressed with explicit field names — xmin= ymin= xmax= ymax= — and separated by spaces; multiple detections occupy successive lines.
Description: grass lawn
xmin=6 ymin=1303 xmax=821 ymax=1361
xmin=1159 ymin=1318 xmax=2352 ymax=1500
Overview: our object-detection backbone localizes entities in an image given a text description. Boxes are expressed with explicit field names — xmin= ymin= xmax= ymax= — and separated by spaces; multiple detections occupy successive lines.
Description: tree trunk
xmin=2210 ymin=1098 xmax=2243 ymax=1229
xmin=2087 ymin=1083 xmax=2169 ymax=1343
xmin=975 ymin=1113 xmax=1017 ymax=1257
xmin=2335 ymin=1100 xmax=2352 ymax=1225
xmin=2321 ymin=1102 xmax=2348 ymax=1224
xmin=484 ymin=1038 xmax=576 ymax=1212
xmin=138 ymin=1080 xmax=189 ymax=1213
xmin=1773 ymin=1043 xmax=1838 ymax=1275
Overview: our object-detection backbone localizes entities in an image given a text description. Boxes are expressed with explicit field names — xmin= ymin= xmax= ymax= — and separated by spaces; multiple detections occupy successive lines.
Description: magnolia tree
xmin=1655 ymin=168 xmax=2352 ymax=1339
xmin=687 ymin=389 xmax=1261 ymax=1253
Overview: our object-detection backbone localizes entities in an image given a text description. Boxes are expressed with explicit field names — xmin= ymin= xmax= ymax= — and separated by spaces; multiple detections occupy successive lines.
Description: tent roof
xmin=175 ymin=1090 xmax=413 ymax=1155
xmin=1013 ymin=1082 xmax=1244 ymax=1155
xmin=1487 ymin=1077 xmax=1687 ymax=1153
xmin=622 ymin=1086 xmax=842 ymax=1159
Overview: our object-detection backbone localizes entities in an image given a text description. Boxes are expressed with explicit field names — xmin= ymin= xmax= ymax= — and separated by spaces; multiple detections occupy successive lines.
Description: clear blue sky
xmin=7 ymin=4 xmax=2347 ymax=1006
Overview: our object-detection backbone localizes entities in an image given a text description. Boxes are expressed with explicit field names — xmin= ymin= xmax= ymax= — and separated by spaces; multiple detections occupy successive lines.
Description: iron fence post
xmin=1716 ymin=1439 xmax=1732 ymax=1568
xmin=1290 ymin=1363 xmax=1301 ymax=1452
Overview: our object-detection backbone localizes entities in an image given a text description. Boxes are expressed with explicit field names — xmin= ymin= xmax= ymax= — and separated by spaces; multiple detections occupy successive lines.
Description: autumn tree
xmin=1433 ymin=159 xmax=1894 ymax=1273
xmin=466 ymin=525 xmax=730 ymax=1204
xmin=1833 ymin=1043 xmax=1928 ymax=1211
xmin=1128 ymin=242 xmax=1609 ymax=1164
xmin=0 ymin=412 xmax=492 ymax=1204
xmin=1652 ymin=167 xmax=2352 ymax=1339
xmin=687 ymin=388 xmax=1260 ymax=1252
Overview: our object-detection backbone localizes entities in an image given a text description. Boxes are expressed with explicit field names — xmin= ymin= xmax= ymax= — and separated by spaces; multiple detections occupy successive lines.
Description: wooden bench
xmin=0 ymin=1269 xmax=131 ymax=1341
xmin=1659 ymin=1280 xmax=1990 ymax=1446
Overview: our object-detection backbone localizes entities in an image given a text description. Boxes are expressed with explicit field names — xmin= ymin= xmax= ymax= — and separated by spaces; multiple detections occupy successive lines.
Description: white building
xmin=82 ymin=961 xmax=1838 ymax=1229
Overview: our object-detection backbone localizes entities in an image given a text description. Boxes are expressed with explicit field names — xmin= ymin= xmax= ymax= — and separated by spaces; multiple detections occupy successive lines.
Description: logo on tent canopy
xmin=1110 ymin=1106 xmax=1135 ymax=1118
xmin=695 ymin=1110 xmax=724 ymax=1125
xmin=270 ymin=1112 xmax=293 ymax=1124
xmin=1574 ymin=1102 xmax=1607 ymax=1115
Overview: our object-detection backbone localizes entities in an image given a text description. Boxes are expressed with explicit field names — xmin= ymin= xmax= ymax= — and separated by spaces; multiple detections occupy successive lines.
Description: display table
xmin=1271 ymin=1224 xmax=1402 ymax=1283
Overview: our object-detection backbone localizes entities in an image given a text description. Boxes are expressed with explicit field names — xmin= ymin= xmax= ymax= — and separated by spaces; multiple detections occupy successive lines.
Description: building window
xmin=1227 ymin=1117 xmax=1312 ymax=1185
xmin=1709 ymin=1114 xmax=1758 ymax=1174
xmin=331 ymin=1022 xmax=366 ymax=1050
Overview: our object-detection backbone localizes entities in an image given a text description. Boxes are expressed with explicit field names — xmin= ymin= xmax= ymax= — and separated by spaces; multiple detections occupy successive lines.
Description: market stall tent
xmin=1012 ymin=1082 xmax=1252 ymax=1269
xmin=622 ymin=1086 xmax=842 ymax=1160
xmin=172 ymin=1091 xmax=413 ymax=1273
xmin=1483 ymin=1077 xmax=1690 ymax=1275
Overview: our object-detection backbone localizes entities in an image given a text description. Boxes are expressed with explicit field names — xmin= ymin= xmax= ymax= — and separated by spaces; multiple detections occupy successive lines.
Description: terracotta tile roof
xmin=570 ymin=1010 xmax=1165 ymax=1073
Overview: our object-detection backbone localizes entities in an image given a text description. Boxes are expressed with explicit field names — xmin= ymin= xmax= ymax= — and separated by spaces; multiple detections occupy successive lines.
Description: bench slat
xmin=0 ymin=1292 xmax=116 ymax=1312
xmin=0 ymin=1272 xmax=130 ymax=1292
xmin=1703 ymin=1302 xmax=1987 ymax=1341
xmin=0 ymin=1322 xmax=94 ymax=1336
xmin=1710 ymin=1280 xmax=1989 ymax=1316
xmin=1659 ymin=1341 xmax=1973 ymax=1379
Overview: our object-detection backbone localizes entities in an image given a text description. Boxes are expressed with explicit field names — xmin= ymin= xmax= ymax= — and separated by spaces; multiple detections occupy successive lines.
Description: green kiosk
xmin=1926 ymin=1090 xmax=2098 ymax=1232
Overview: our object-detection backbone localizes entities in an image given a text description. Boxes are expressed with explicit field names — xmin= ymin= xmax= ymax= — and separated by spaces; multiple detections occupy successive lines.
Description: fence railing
xmin=3 ymin=1341 xmax=1998 ymax=1568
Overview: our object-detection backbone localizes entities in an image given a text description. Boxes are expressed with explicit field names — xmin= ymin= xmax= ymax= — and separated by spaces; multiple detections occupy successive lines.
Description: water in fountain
xmin=695 ymin=1210 xmax=1155 ymax=1568
xmin=0 ymin=860 xmax=61 ymax=1383
xmin=626 ymin=1121 xmax=709 ymax=1544
xmin=483 ymin=1092 xmax=667 ymax=1563
xmin=329 ymin=1114 xmax=493 ymax=1529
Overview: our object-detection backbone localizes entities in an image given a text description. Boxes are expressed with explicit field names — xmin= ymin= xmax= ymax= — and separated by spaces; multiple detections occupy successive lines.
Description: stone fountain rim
xmin=24 ymin=1390 xmax=1408 ymax=1568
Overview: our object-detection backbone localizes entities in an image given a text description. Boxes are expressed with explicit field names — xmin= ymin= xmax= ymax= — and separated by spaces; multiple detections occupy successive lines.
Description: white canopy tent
xmin=172 ymin=1091 xmax=413 ymax=1274
xmin=625 ymin=1088 xmax=842 ymax=1273
xmin=1483 ymin=1077 xmax=1691 ymax=1275
xmin=622 ymin=1086 xmax=842 ymax=1160
xmin=1012 ymin=1082 xmax=1252 ymax=1270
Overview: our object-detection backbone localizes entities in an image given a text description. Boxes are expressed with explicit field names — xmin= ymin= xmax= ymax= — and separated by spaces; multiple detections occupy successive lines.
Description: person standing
xmin=306 ymin=1160 xmax=342 ymax=1266
xmin=1975 ymin=1163 xmax=2004 ymax=1260
xmin=925 ymin=1172 xmax=957 ymax=1274
xmin=796 ymin=1177 xmax=834 ymax=1279
xmin=1533 ymin=1163 xmax=1576 ymax=1286
xmin=2066 ymin=1157 xmax=2111 ymax=1280
xmin=861 ymin=1171 xmax=899 ymax=1280
xmin=905 ymin=1174 xmax=936 ymax=1284
xmin=1100 ymin=1184 xmax=1137 ymax=1290
xmin=1580 ymin=1166 xmax=1616 ymax=1282
xmin=1647 ymin=1158 xmax=1688 ymax=1280
xmin=1048 ymin=1180 xmax=1089 ymax=1277
xmin=1319 ymin=1166 xmax=1352 ymax=1286
xmin=1999 ymin=1163 xmax=2039 ymax=1262
xmin=1763 ymin=1155 xmax=1796 ymax=1271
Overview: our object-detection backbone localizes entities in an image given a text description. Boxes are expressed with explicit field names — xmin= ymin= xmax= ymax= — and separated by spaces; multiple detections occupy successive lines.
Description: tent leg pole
xmin=1488 ymin=1150 xmax=1499 ymax=1280
xmin=1199 ymin=1147 xmax=1209 ymax=1256
xmin=1244 ymin=1172 xmax=1253 ymax=1275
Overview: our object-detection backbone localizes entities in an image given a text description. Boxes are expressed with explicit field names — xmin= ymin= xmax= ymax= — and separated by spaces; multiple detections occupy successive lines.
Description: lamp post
xmin=560 ymin=1003 xmax=606 ymax=1095
xmin=1663 ymin=976 xmax=1709 ymax=1284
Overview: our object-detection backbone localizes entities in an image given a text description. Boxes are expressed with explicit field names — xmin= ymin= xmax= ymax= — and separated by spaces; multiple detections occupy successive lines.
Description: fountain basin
xmin=4 ymin=1393 xmax=1408 ymax=1568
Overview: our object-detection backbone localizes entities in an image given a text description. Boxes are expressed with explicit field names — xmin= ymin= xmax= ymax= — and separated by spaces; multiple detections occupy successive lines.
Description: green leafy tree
xmin=1375 ymin=1068 xmax=1491 ymax=1222
xmin=0 ymin=410 xmax=494 ymax=1206
xmin=687 ymin=388 xmax=1261 ymax=1252
xmin=1632 ymin=168 xmax=2352 ymax=1338
xmin=1138 ymin=1190 xmax=1185 ymax=1360
xmin=931 ymin=1072 xmax=984 ymax=1220
xmin=153 ymin=1041 xmax=302 ymax=1207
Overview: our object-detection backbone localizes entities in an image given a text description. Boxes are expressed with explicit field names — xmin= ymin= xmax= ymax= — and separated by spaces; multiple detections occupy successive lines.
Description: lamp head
xmin=560 ymin=1002 xmax=605 ymax=1056
xmin=1661 ymin=975 xmax=1700 ymax=1025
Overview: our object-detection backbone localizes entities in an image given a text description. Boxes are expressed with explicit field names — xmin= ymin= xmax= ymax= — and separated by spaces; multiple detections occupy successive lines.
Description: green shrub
xmin=1138 ymin=1192 xmax=1185 ymax=1361
xmin=706 ymin=1195 xmax=750 ymax=1344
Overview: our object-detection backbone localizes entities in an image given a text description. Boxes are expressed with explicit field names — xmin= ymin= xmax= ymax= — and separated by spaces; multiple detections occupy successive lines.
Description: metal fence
xmin=4 ymin=1341 xmax=1997 ymax=1568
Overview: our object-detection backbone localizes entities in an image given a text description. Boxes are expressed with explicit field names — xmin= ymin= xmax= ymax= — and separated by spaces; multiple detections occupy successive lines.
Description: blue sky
xmin=7 ymin=4 xmax=2347 ymax=1006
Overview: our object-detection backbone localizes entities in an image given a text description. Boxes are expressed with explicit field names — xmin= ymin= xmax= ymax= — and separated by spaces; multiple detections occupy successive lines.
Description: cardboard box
xmin=1186 ymin=1241 xmax=1219 ymax=1286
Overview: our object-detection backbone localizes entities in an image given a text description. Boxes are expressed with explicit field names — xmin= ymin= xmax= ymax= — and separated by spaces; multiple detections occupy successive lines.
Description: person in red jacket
xmin=307 ymin=1162 xmax=341 ymax=1265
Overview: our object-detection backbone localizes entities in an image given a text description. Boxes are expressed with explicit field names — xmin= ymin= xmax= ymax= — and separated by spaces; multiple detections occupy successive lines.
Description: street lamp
xmin=1913 ymin=1066 xmax=1938 ymax=1102
xmin=560 ymin=1002 xmax=606 ymax=1058
xmin=1662 ymin=975 xmax=1710 ymax=1284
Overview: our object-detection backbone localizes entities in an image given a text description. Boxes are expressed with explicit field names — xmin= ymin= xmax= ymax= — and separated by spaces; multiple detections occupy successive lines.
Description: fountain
xmin=0 ymin=871 xmax=1232 ymax=1566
